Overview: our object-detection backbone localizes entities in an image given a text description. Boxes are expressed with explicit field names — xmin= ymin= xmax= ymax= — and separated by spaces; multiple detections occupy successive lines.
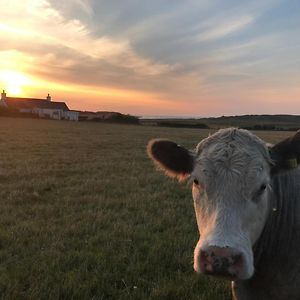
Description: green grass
xmin=0 ymin=118 xmax=292 ymax=299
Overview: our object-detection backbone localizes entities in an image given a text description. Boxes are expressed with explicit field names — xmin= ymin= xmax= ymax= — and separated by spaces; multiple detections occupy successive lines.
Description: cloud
xmin=196 ymin=15 xmax=254 ymax=42
xmin=0 ymin=0 xmax=173 ymax=77
xmin=74 ymin=0 xmax=93 ymax=16
xmin=1 ymin=0 xmax=300 ymax=115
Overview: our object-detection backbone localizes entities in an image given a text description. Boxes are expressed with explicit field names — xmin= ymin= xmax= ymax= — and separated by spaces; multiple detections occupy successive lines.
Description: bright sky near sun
xmin=0 ymin=0 xmax=300 ymax=117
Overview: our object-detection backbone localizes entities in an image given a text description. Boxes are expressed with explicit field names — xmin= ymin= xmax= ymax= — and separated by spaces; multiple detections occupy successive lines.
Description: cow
xmin=147 ymin=128 xmax=300 ymax=300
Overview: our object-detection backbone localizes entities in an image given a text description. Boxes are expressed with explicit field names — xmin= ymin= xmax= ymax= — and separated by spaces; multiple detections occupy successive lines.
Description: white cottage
xmin=0 ymin=91 xmax=78 ymax=121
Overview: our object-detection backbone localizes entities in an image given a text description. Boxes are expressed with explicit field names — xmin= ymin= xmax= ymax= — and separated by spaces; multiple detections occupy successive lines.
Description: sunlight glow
xmin=7 ymin=85 xmax=21 ymax=96
xmin=0 ymin=70 xmax=31 ymax=96
xmin=0 ymin=23 xmax=30 ymax=36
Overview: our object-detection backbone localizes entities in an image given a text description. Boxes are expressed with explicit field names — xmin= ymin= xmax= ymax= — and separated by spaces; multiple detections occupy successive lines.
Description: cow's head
xmin=148 ymin=128 xmax=300 ymax=280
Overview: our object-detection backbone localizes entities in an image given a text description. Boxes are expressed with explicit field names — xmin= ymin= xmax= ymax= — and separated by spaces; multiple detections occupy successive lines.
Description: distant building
xmin=0 ymin=90 xmax=78 ymax=121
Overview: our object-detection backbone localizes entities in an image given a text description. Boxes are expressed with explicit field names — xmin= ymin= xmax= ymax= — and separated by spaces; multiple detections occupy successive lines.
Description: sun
xmin=7 ymin=85 xmax=22 ymax=96
xmin=0 ymin=70 xmax=31 ymax=96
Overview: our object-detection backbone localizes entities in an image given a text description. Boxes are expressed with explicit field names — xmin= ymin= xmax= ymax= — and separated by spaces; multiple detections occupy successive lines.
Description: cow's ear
xmin=269 ymin=130 xmax=300 ymax=174
xmin=147 ymin=139 xmax=195 ymax=180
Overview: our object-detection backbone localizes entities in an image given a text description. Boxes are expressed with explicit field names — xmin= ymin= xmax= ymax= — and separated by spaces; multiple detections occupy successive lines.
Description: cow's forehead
xmin=196 ymin=128 xmax=269 ymax=157
xmin=195 ymin=128 xmax=271 ymax=177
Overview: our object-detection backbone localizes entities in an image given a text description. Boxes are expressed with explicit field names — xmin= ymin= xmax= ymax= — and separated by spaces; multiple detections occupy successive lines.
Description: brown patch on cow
xmin=147 ymin=139 xmax=194 ymax=180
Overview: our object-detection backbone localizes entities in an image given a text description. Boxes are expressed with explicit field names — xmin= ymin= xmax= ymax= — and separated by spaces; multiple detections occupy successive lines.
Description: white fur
xmin=192 ymin=128 xmax=271 ymax=280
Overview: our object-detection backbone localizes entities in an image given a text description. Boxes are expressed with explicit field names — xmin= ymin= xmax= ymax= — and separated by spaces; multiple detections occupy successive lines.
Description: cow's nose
xmin=199 ymin=246 xmax=243 ymax=278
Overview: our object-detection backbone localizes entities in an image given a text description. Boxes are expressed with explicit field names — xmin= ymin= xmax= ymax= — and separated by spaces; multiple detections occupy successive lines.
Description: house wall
xmin=19 ymin=108 xmax=33 ymax=113
xmin=33 ymin=108 xmax=63 ymax=120
xmin=64 ymin=111 xmax=79 ymax=121
xmin=0 ymin=99 xmax=7 ymax=107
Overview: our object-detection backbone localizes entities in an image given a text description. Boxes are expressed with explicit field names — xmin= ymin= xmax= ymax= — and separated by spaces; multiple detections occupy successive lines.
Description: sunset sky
xmin=0 ymin=0 xmax=300 ymax=117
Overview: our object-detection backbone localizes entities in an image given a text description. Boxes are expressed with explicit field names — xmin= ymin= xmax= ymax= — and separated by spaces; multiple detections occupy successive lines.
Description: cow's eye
xmin=193 ymin=179 xmax=204 ymax=192
xmin=259 ymin=184 xmax=267 ymax=194
xmin=253 ymin=184 xmax=267 ymax=201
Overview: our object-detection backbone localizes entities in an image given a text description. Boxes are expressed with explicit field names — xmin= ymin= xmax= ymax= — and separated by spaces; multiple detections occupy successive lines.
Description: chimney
xmin=1 ymin=90 xmax=7 ymax=101
xmin=46 ymin=93 xmax=51 ymax=101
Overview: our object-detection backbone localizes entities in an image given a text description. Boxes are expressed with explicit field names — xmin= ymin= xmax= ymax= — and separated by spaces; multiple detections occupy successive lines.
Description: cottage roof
xmin=4 ymin=97 xmax=69 ymax=111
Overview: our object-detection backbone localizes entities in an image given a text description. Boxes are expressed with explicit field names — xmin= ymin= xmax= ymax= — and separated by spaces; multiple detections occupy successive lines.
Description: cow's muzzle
xmin=199 ymin=246 xmax=244 ymax=279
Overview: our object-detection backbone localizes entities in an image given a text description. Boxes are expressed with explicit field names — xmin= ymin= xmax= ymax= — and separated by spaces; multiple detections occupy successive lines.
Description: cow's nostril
xmin=232 ymin=254 xmax=242 ymax=264
xmin=230 ymin=253 xmax=243 ymax=271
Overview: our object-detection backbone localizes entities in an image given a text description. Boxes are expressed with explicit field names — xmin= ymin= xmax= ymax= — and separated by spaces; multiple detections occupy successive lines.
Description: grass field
xmin=0 ymin=118 xmax=292 ymax=300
